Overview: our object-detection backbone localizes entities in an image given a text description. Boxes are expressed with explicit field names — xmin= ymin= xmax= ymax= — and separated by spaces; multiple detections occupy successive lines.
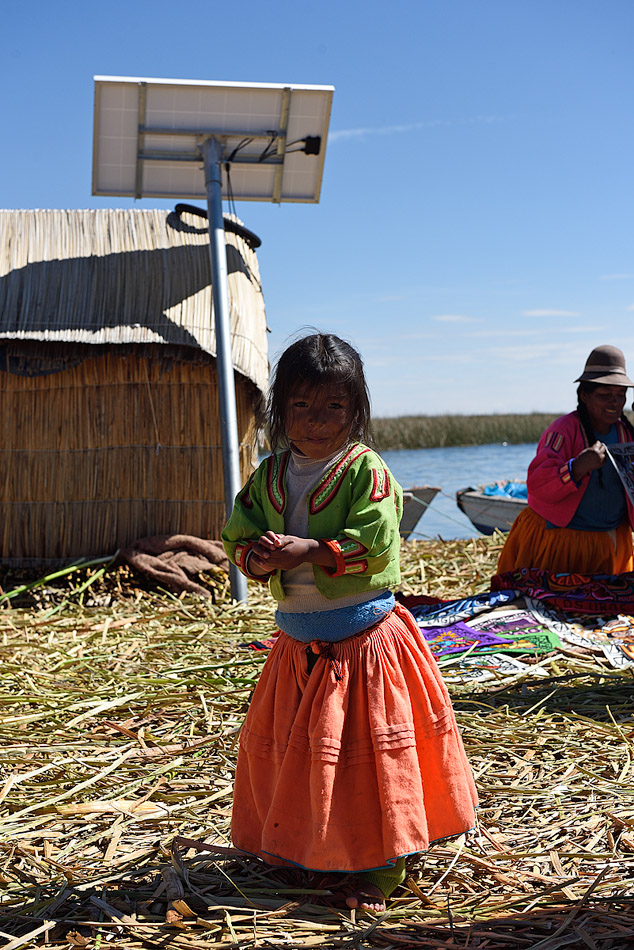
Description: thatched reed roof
xmin=0 ymin=208 xmax=269 ymax=394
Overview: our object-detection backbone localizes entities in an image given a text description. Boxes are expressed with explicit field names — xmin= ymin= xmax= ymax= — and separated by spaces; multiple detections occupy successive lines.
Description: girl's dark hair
xmin=576 ymin=381 xmax=634 ymax=443
xmin=267 ymin=332 xmax=373 ymax=450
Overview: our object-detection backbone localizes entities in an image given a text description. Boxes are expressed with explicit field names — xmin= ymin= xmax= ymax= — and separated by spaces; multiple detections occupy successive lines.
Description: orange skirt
xmin=497 ymin=506 xmax=634 ymax=575
xmin=231 ymin=602 xmax=478 ymax=873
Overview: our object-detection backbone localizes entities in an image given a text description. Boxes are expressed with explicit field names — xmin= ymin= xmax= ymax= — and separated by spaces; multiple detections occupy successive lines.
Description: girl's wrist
xmin=244 ymin=548 xmax=274 ymax=577
xmin=306 ymin=538 xmax=337 ymax=568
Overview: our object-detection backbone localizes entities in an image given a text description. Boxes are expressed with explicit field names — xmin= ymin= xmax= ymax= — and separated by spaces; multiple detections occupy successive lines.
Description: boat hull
xmin=400 ymin=485 xmax=441 ymax=539
xmin=456 ymin=487 xmax=526 ymax=535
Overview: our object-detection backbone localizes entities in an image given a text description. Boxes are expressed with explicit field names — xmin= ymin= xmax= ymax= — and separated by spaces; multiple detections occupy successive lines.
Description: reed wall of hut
xmin=0 ymin=208 xmax=269 ymax=567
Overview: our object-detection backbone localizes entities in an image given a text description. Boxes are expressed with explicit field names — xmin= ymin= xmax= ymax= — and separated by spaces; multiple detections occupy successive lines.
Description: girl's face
xmin=285 ymin=385 xmax=354 ymax=458
xmin=580 ymin=384 xmax=627 ymax=435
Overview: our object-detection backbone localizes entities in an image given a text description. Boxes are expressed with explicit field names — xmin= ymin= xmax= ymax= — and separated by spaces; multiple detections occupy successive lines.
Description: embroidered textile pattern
xmin=266 ymin=451 xmax=290 ymax=514
xmin=370 ymin=468 xmax=391 ymax=502
xmin=309 ymin=444 xmax=369 ymax=515
xmin=492 ymin=567 xmax=634 ymax=614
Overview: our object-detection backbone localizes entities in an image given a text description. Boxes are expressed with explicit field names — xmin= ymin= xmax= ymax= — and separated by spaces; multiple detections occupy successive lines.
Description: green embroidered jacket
xmin=221 ymin=443 xmax=403 ymax=601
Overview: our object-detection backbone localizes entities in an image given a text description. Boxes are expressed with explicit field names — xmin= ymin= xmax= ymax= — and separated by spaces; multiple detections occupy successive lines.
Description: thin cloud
xmin=488 ymin=343 xmax=569 ymax=362
xmin=359 ymin=331 xmax=434 ymax=345
xmin=328 ymin=114 xmax=510 ymax=143
xmin=523 ymin=309 xmax=582 ymax=318
xmin=488 ymin=341 xmax=614 ymax=367
xmin=422 ymin=351 xmax=478 ymax=364
xmin=469 ymin=325 xmax=600 ymax=339
xmin=432 ymin=314 xmax=478 ymax=323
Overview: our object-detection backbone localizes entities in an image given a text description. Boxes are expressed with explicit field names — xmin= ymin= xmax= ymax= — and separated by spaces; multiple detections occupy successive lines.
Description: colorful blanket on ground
xmin=400 ymin=592 xmax=563 ymax=682
xmin=417 ymin=621 xmax=512 ymax=656
xmin=442 ymin=653 xmax=550 ymax=684
xmin=491 ymin=568 xmax=634 ymax=615
xmin=245 ymin=575 xmax=634 ymax=674
xmin=416 ymin=614 xmax=560 ymax=658
xmin=464 ymin=609 xmax=561 ymax=654
xmin=528 ymin=599 xmax=634 ymax=670
xmin=400 ymin=589 xmax=519 ymax=627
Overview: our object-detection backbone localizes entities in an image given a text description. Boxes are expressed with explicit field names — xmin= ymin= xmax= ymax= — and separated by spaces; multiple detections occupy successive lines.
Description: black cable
xmin=225 ymin=163 xmax=237 ymax=218
xmin=285 ymin=136 xmax=321 ymax=154
xmin=226 ymin=137 xmax=253 ymax=163
xmin=171 ymin=204 xmax=261 ymax=249
xmin=256 ymin=134 xmax=322 ymax=162
xmin=258 ymin=132 xmax=278 ymax=163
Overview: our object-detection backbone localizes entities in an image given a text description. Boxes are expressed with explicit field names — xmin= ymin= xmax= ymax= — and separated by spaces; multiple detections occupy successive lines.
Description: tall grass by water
xmin=372 ymin=412 xmax=558 ymax=450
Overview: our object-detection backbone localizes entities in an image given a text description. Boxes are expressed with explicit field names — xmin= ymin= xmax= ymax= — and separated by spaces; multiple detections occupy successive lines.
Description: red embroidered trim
xmin=238 ymin=472 xmax=256 ymax=510
xmin=370 ymin=468 xmax=390 ymax=502
xmin=234 ymin=542 xmax=251 ymax=569
xmin=339 ymin=539 xmax=366 ymax=559
xmin=266 ymin=451 xmax=290 ymax=514
xmin=559 ymin=464 xmax=571 ymax=485
xmin=234 ymin=541 xmax=270 ymax=582
xmin=309 ymin=444 xmax=369 ymax=515
xmin=344 ymin=559 xmax=368 ymax=574
xmin=320 ymin=541 xmax=368 ymax=577
xmin=321 ymin=539 xmax=346 ymax=576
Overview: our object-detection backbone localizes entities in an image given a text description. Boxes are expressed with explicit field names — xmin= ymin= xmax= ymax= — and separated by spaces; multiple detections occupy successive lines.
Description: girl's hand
xmin=571 ymin=441 xmax=607 ymax=481
xmin=256 ymin=530 xmax=287 ymax=551
xmin=250 ymin=535 xmax=336 ymax=572
xmin=244 ymin=531 xmax=289 ymax=576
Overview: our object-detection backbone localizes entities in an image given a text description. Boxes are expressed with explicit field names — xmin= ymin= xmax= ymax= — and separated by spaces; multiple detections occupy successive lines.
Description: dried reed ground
xmin=2 ymin=536 xmax=634 ymax=949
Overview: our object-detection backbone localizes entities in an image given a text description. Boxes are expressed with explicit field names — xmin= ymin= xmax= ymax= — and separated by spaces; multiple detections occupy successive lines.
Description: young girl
xmin=222 ymin=333 xmax=478 ymax=911
xmin=497 ymin=344 xmax=634 ymax=576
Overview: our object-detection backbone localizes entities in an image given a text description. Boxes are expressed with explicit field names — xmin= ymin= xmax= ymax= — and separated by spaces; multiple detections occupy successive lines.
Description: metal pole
xmin=202 ymin=137 xmax=248 ymax=603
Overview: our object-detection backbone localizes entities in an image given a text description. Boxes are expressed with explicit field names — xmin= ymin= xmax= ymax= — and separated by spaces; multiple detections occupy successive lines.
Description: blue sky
xmin=2 ymin=0 xmax=633 ymax=416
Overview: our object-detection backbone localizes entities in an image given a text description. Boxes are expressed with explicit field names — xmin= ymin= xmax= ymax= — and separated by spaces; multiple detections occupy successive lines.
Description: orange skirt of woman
xmin=231 ymin=603 xmax=478 ymax=873
xmin=497 ymin=507 xmax=634 ymax=576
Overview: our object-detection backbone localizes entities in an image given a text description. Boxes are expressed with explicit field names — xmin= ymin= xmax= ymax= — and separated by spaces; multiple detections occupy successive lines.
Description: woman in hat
xmin=497 ymin=345 xmax=634 ymax=575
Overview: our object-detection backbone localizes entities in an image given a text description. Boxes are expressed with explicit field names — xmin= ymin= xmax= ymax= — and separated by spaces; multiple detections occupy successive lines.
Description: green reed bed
xmin=372 ymin=409 xmax=634 ymax=451
xmin=372 ymin=413 xmax=559 ymax=450
xmin=1 ymin=539 xmax=634 ymax=948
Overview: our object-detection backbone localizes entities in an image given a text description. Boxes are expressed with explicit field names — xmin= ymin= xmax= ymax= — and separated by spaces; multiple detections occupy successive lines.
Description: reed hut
xmin=0 ymin=207 xmax=269 ymax=567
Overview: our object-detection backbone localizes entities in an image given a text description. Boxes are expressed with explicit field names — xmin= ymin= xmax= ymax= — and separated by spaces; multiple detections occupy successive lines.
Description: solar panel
xmin=92 ymin=75 xmax=334 ymax=202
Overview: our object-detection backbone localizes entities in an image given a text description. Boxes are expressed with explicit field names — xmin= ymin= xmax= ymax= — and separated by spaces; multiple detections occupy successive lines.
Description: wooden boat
xmin=456 ymin=484 xmax=527 ymax=535
xmin=400 ymin=485 xmax=441 ymax=539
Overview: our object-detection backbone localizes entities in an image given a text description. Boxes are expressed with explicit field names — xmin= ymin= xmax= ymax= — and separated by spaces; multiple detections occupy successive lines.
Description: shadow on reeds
xmin=456 ymin=671 xmax=634 ymax=722
xmin=0 ymin=242 xmax=256 ymax=358
xmin=4 ymin=859 xmax=634 ymax=949
xmin=367 ymin=900 xmax=634 ymax=948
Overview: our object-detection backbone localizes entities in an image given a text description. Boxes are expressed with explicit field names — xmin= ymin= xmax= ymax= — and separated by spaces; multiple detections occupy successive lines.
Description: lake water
xmin=382 ymin=442 xmax=537 ymax=540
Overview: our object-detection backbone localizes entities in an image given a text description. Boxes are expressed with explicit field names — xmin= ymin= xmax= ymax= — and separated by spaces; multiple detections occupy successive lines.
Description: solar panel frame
xmin=92 ymin=76 xmax=334 ymax=203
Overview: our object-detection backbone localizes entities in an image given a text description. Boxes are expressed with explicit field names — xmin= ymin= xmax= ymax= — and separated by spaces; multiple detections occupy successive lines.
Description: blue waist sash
xmin=275 ymin=592 xmax=395 ymax=642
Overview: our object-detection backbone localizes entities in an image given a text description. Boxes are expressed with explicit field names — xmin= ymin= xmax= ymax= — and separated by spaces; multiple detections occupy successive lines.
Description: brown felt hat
xmin=575 ymin=345 xmax=634 ymax=387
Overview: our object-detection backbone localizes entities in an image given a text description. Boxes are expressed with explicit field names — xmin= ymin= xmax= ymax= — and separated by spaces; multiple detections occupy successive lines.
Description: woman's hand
xmin=571 ymin=441 xmax=607 ymax=482
xmin=249 ymin=532 xmax=336 ymax=572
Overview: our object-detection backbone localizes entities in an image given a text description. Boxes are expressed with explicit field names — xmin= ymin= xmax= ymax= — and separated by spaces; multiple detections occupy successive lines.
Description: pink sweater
xmin=527 ymin=411 xmax=634 ymax=529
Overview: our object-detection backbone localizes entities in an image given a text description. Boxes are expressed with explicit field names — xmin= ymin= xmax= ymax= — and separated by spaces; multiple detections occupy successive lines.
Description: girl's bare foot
xmin=344 ymin=880 xmax=386 ymax=912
